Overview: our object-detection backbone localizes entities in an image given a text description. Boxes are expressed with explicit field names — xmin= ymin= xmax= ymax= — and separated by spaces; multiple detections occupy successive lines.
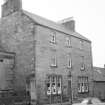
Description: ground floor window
xmin=78 ymin=76 xmax=89 ymax=93
xmin=46 ymin=75 xmax=62 ymax=95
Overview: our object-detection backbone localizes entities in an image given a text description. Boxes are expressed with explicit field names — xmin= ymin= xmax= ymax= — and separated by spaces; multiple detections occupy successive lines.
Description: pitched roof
xmin=22 ymin=10 xmax=91 ymax=42
xmin=93 ymin=67 xmax=105 ymax=81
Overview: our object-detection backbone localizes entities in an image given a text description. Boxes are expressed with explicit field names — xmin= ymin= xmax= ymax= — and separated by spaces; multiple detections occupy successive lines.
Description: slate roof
xmin=93 ymin=67 xmax=105 ymax=81
xmin=23 ymin=10 xmax=91 ymax=42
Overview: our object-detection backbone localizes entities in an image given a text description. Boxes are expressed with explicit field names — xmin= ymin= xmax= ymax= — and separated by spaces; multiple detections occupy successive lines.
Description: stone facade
xmin=0 ymin=51 xmax=15 ymax=91
xmin=0 ymin=11 xmax=35 ymax=91
xmin=0 ymin=0 xmax=93 ymax=104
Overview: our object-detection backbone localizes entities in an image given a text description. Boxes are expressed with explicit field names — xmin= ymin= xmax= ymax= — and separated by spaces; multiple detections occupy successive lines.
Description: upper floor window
xmin=67 ymin=56 xmax=72 ymax=68
xmin=46 ymin=75 xmax=62 ymax=95
xmin=66 ymin=36 xmax=71 ymax=47
xmin=80 ymin=40 xmax=83 ymax=49
xmin=78 ymin=76 xmax=89 ymax=93
xmin=50 ymin=55 xmax=57 ymax=67
xmin=50 ymin=31 xmax=56 ymax=44
xmin=81 ymin=56 xmax=85 ymax=70
xmin=81 ymin=63 xmax=85 ymax=70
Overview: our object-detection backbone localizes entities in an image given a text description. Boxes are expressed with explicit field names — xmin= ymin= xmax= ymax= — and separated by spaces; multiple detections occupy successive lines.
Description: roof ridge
xmin=22 ymin=10 xmax=91 ymax=42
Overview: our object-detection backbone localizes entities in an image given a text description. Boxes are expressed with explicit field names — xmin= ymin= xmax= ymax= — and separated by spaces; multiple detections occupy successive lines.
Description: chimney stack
xmin=58 ymin=17 xmax=75 ymax=32
xmin=1 ymin=0 xmax=22 ymax=17
xmin=104 ymin=64 xmax=105 ymax=69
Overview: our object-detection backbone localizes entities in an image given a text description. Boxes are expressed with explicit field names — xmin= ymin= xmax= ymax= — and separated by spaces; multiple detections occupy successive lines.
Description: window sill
xmin=78 ymin=91 xmax=89 ymax=94
xmin=67 ymin=66 xmax=72 ymax=69
xmin=50 ymin=65 xmax=58 ymax=68
xmin=50 ymin=41 xmax=57 ymax=44
xmin=80 ymin=68 xmax=85 ymax=71
xmin=65 ymin=45 xmax=72 ymax=48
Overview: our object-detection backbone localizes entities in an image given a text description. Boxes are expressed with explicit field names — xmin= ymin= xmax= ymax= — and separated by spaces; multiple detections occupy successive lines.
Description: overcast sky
xmin=0 ymin=0 xmax=105 ymax=67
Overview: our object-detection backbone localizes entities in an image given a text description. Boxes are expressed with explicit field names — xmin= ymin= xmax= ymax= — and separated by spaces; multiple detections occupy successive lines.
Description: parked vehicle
xmin=73 ymin=97 xmax=105 ymax=105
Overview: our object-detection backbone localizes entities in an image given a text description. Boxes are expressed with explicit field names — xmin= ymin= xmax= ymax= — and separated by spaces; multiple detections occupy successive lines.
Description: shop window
xmin=46 ymin=75 xmax=62 ymax=95
xmin=52 ymin=76 xmax=57 ymax=95
xmin=46 ymin=76 xmax=52 ymax=95
xmin=57 ymin=76 xmax=62 ymax=94
xmin=78 ymin=76 xmax=89 ymax=93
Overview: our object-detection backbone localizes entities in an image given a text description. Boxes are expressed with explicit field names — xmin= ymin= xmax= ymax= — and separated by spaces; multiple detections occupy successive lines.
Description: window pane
xmin=78 ymin=83 xmax=82 ymax=93
xmin=52 ymin=76 xmax=57 ymax=95
xmin=57 ymin=76 xmax=62 ymax=94
xmin=68 ymin=58 xmax=72 ymax=68
xmin=46 ymin=76 xmax=51 ymax=95
xmin=66 ymin=37 xmax=71 ymax=47
xmin=51 ymin=56 xmax=57 ymax=67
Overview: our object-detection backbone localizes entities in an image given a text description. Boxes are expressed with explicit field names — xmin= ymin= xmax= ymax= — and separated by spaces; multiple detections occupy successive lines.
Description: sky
xmin=0 ymin=0 xmax=105 ymax=67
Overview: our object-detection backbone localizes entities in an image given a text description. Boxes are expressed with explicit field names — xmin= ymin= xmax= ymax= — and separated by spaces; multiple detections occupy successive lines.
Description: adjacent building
xmin=0 ymin=0 xmax=93 ymax=104
xmin=93 ymin=66 xmax=105 ymax=101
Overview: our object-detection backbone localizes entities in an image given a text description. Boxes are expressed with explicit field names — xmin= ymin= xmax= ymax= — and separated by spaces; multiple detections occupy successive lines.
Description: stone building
xmin=0 ymin=0 xmax=93 ymax=104
xmin=93 ymin=66 xmax=105 ymax=101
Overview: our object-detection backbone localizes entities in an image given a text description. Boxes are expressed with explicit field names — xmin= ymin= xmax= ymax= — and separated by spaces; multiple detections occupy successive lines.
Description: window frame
xmin=50 ymin=31 xmax=56 ymax=44
xmin=80 ymin=56 xmax=85 ymax=70
xmin=50 ymin=55 xmax=57 ymax=67
xmin=66 ymin=36 xmax=72 ymax=47
xmin=80 ymin=40 xmax=83 ymax=50
xmin=78 ymin=76 xmax=89 ymax=93
xmin=46 ymin=75 xmax=62 ymax=96
xmin=67 ymin=57 xmax=72 ymax=69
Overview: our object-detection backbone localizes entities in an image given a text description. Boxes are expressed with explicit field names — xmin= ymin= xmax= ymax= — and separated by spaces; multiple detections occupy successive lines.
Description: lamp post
xmin=68 ymin=71 xmax=72 ymax=105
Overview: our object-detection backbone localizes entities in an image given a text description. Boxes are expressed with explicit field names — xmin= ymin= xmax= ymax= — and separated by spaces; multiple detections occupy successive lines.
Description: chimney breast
xmin=1 ymin=0 xmax=22 ymax=17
